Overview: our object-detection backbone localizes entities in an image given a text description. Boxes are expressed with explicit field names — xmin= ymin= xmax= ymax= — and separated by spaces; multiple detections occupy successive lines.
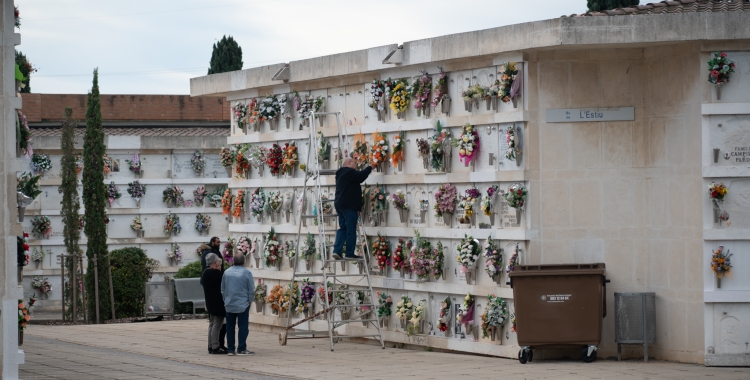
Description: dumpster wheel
xmin=518 ymin=347 xmax=532 ymax=364
xmin=582 ymin=346 xmax=597 ymax=363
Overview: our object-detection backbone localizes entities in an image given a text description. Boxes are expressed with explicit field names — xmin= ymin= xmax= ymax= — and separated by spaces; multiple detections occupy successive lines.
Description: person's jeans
xmin=207 ymin=314 xmax=224 ymax=350
xmin=226 ymin=306 xmax=250 ymax=352
xmin=333 ymin=208 xmax=358 ymax=256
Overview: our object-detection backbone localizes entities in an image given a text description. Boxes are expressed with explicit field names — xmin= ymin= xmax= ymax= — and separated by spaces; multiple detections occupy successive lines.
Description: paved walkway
xmin=22 ymin=320 xmax=750 ymax=380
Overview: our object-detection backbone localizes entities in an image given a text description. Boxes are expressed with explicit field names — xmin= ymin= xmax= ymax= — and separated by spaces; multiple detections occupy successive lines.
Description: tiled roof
xmin=563 ymin=0 xmax=750 ymax=17
xmin=30 ymin=127 xmax=230 ymax=138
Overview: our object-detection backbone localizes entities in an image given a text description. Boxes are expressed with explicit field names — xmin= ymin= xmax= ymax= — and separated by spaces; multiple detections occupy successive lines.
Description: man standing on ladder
xmin=332 ymin=157 xmax=377 ymax=260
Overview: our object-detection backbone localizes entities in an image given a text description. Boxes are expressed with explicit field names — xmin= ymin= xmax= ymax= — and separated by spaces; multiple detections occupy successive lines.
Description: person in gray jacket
xmin=220 ymin=253 xmax=255 ymax=356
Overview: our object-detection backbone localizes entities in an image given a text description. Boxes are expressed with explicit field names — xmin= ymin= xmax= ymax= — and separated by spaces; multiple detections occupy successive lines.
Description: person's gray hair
xmin=343 ymin=157 xmax=355 ymax=167
xmin=205 ymin=253 xmax=219 ymax=267
xmin=233 ymin=253 xmax=245 ymax=266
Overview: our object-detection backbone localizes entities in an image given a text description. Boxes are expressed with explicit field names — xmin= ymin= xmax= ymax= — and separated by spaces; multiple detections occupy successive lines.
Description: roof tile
xmin=563 ymin=0 xmax=748 ymax=17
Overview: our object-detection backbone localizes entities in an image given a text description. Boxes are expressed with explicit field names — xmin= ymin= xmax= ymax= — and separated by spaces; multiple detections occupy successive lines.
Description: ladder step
xmin=318 ymin=169 xmax=337 ymax=175
xmin=301 ymin=214 xmax=337 ymax=218
xmin=329 ymin=334 xmax=383 ymax=339
xmin=330 ymin=304 xmax=375 ymax=308
xmin=324 ymin=273 xmax=373 ymax=278
xmin=333 ymin=319 xmax=379 ymax=325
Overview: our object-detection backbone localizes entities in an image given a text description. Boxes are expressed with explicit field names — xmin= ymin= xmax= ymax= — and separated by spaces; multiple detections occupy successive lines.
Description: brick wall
xmin=20 ymin=93 xmax=230 ymax=123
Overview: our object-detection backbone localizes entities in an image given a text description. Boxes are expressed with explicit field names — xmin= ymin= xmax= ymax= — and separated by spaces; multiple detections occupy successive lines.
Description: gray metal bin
xmin=615 ymin=292 xmax=656 ymax=362
xmin=145 ymin=281 xmax=175 ymax=317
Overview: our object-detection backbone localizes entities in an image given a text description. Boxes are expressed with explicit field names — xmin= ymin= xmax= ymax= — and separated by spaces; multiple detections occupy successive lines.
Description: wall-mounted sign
xmin=546 ymin=107 xmax=634 ymax=123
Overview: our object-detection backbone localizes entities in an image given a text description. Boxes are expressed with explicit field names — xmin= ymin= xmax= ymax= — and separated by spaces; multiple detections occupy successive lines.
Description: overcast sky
xmin=19 ymin=0 xmax=628 ymax=95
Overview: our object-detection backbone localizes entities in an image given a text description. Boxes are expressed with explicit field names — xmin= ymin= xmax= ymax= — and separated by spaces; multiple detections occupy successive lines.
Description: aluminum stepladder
xmin=279 ymin=110 xmax=385 ymax=351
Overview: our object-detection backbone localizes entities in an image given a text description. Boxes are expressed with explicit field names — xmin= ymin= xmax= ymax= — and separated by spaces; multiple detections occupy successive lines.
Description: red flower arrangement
xmin=373 ymin=233 xmax=390 ymax=271
xmin=235 ymin=147 xmax=250 ymax=178
xmin=266 ymin=144 xmax=283 ymax=175
xmin=392 ymin=238 xmax=407 ymax=271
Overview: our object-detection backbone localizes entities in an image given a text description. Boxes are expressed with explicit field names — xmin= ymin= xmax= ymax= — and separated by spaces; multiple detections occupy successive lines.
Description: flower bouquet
xmin=301 ymin=233 xmax=316 ymax=271
xmin=506 ymin=243 xmax=522 ymax=274
xmin=484 ymin=81 xmax=500 ymax=110
xmin=281 ymin=142 xmax=298 ymax=177
xmin=284 ymin=239 xmax=297 ymax=268
xmin=232 ymin=189 xmax=245 ymax=222
xmin=376 ymin=291 xmax=392 ymax=328
xmin=264 ymin=227 xmax=281 ymax=269
xmin=457 ymin=234 xmax=480 ymax=284
xmin=235 ymin=145 xmax=251 ymax=179
xmin=484 ymin=235 xmax=503 ymax=282
xmin=708 ymin=182 xmax=728 ymax=224
xmin=431 ymin=67 xmax=450 ymax=114
xmin=195 ymin=214 xmax=211 ymax=235
xmin=481 ymin=185 xmax=500 ymax=226
xmin=355 ymin=290 xmax=372 ymax=326
xmin=499 ymin=62 xmax=519 ymax=107
xmin=707 ymin=52 xmax=735 ymax=100
xmin=266 ymin=144 xmax=283 ymax=176
xmin=162 ymin=185 xmax=184 ymax=208
xmin=267 ymin=191 xmax=282 ymax=223
xmin=416 ymin=138 xmax=430 ymax=170
xmin=16 ymin=172 xmax=40 ymax=222
xmin=247 ymin=98 xmax=261 ymax=132
xmin=293 ymin=91 xmax=325 ymax=127
xmin=259 ymin=94 xmax=281 ymax=130
xmin=19 ymin=299 xmax=31 ymax=337
xmin=457 ymin=293 xmax=476 ymax=339
xmin=389 ymin=78 xmax=411 ymax=119
xmin=369 ymin=79 xmax=387 ymax=121
xmin=31 ymin=153 xmax=52 ymax=175
xmin=254 ymin=282 xmax=267 ymax=313
xmin=461 ymin=84 xmax=483 ymax=112
xmin=19 ymin=233 xmax=30 ymax=267
xmin=268 ymin=285 xmax=285 ymax=315
xmin=438 ymin=297 xmax=452 ymax=336
xmin=236 ymin=237 xmax=251 ymax=264
xmin=31 ymin=277 xmax=52 ymax=298
xmin=126 ymin=181 xmax=146 ymax=207
xmin=223 ymin=237 xmax=236 ymax=264
xmin=283 ymin=282 xmax=300 ymax=317
xmin=370 ymin=131 xmax=388 ymax=172
xmin=31 ymin=215 xmax=51 ymax=238
xmin=298 ymin=280 xmax=316 ymax=317
xmin=334 ymin=286 xmax=351 ymax=320
xmin=389 ymin=189 xmax=409 ymax=223
xmin=163 ymin=213 xmax=181 ymax=236
xmin=369 ymin=185 xmax=387 ymax=226
xmin=106 ymin=182 xmax=121 ymax=207
xmin=432 ymin=241 xmax=446 ymax=280
xmin=392 ymin=238 xmax=408 ymax=277
xmin=17 ymin=110 xmax=33 ymax=158
xmin=219 ymin=146 xmax=236 ymax=176
xmin=457 ymin=124 xmax=479 ymax=168
xmin=279 ymin=94 xmax=292 ymax=129
xmin=395 ymin=296 xmax=413 ymax=329
xmin=221 ymin=188 xmax=233 ymax=215
xmin=711 ymin=245 xmax=732 ymax=288
xmin=191 ymin=150 xmax=205 ymax=175
xmin=391 ymin=131 xmax=405 ymax=171
xmin=125 ymin=153 xmax=143 ymax=177
xmin=413 ymin=70 xmax=432 ymax=118
xmin=103 ymin=154 xmax=111 ymax=175
xmin=412 ymin=231 xmax=434 ymax=282
xmin=316 ymin=131 xmax=331 ymax=168
xmin=409 ymin=299 xmax=428 ymax=335
xmin=231 ymin=101 xmax=249 ymax=132
xmin=75 ymin=154 xmax=83 ymax=175
xmin=434 ymin=183 xmax=457 ymax=227
xmin=167 ymin=244 xmax=182 ymax=266
xmin=31 ymin=248 xmax=44 ymax=268
xmin=503 ymin=183 xmax=528 ymax=226
xmin=193 ymin=186 xmax=207 ymax=207
xmin=351 ymin=133 xmax=369 ymax=170
xmin=505 ymin=125 xmax=521 ymax=165
xmin=248 ymin=188 xmax=266 ymax=222
xmin=372 ymin=233 xmax=390 ymax=274
xmin=131 ymin=216 xmax=144 ymax=237
xmin=458 ymin=187 xmax=480 ymax=226
xmin=481 ymin=295 xmax=508 ymax=341
xmin=429 ymin=121 xmax=454 ymax=172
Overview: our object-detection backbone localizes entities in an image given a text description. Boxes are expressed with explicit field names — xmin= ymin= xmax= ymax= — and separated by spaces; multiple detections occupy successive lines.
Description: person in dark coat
xmin=201 ymin=253 xmax=227 ymax=354
xmin=200 ymin=237 xmax=226 ymax=352
xmin=332 ymin=157 xmax=377 ymax=259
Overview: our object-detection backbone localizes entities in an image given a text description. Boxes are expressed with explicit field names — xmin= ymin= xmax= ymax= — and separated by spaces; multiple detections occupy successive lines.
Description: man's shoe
xmin=207 ymin=346 xmax=212 ymax=354
xmin=209 ymin=348 xmax=223 ymax=355
xmin=215 ymin=347 xmax=228 ymax=354
xmin=332 ymin=253 xmax=343 ymax=260
xmin=227 ymin=351 xmax=237 ymax=356
xmin=343 ymin=255 xmax=363 ymax=260
xmin=237 ymin=350 xmax=255 ymax=356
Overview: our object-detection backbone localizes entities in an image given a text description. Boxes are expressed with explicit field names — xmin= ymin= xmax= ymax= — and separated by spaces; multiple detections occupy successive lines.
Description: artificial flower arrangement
xmin=503 ymin=183 xmax=528 ymax=210
xmin=19 ymin=300 xmax=31 ymax=332
xmin=505 ymin=126 xmax=520 ymax=162
xmin=235 ymin=144 xmax=251 ymax=178
xmin=268 ymin=285 xmax=285 ymax=314
xmin=106 ymin=182 xmax=122 ymax=207
xmin=481 ymin=295 xmax=508 ymax=339
xmin=18 ymin=233 xmax=30 ymax=266
xmin=264 ymin=227 xmax=282 ymax=268
xmin=334 ymin=285 xmax=351 ymax=316
xmin=457 ymin=234 xmax=480 ymax=276
xmin=711 ymin=245 xmax=732 ymax=288
xmin=266 ymin=144 xmax=283 ymax=176
xmin=166 ymin=244 xmax=183 ymax=264
xmin=162 ymin=185 xmax=185 ymax=207
xmin=498 ymin=62 xmax=519 ymax=104
xmin=370 ymin=185 xmax=388 ymax=213
xmin=246 ymin=98 xmax=260 ymax=127
xmin=292 ymin=91 xmax=325 ymax=124
xmin=236 ymin=236 xmax=251 ymax=257
xmin=195 ymin=214 xmax=211 ymax=235
xmin=372 ymin=233 xmax=390 ymax=272
xmin=506 ymin=243 xmax=522 ymax=274
xmin=282 ymin=282 xmax=301 ymax=315
xmin=278 ymin=94 xmax=291 ymax=126
xmin=433 ymin=183 xmax=458 ymax=220
xmin=267 ymin=191 xmax=283 ymax=216
xmin=254 ymin=282 xmax=267 ymax=304
xmin=191 ymin=150 xmax=205 ymax=175
xmin=31 ymin=215 xmax=51 ymax=238
xmin=126 ymin=181 xmax=146 ymax=202
xmin=484 ymin=235 xmax=503 ymax=280
xmin=219 ymin=146 xmax=236 ymax=169
xmin=392 ymin=238 xmax=408 ymax=272
xmin=163 ymin=213 xmax=181 ymax=235
xmin=457 ymin=124 xmax=479 ymax=167
xmin=17 ymin=171 xmax=42 ymax=201
xmin=416 ymin=137 xmax=430 ymax=169
xmin=351 ymin=133 xmax=369 ymax=169
xmin=249 ymin=187 xmax=267 ymax=220
xmin=31 ymin=277 xmax=53 ymax=297
xmin=708 ymin=182 xmax=728 ymax=208
xmin=232 ymin=189 xmax=245 ymax=219
xmin=707 ymin=52 xmax=735 ymax=85
xmin=356 ymin=290 xmax=371 ymax=320
xmin=284 ymin=239 xmax=297 ymax=263
xmin=207 ymin=185 xmax=226 ymax=208
xmin=432 ymin=241 xmax=445 ymax=280
xmin=368 ymin=79 xmax=387 ymax=118
xmin=458 ymin=187 xmax=480 ymax=224
xmin=130 ymin=217 xmax=143 ymax=232
xmin=231 ymin=101 xmax=249 ymax=129
xmin=390 ymin=189 xmax=409 ymax=223
xmin=316 ymin=131 xmax=330 ymax=162
xmin=193 ymin=186 xmax=207 ymax=206
xmin=438 ymin=297 xmax=452 ymax=333
xmin=31 ymin=153 xmax=52 ymax=174
xmin=376 ymin=291 xmax=392 ymax=319
xmin=222 ymin=237 xmax=236 ymax=264
xmin=413 ymin=70 xmax=432 ymax=116
xmin=259 ymin=94 xmax=281 ymax=123
xmin=125 ymin=153 xmax=142 ymax=175
xmin=429 ymin=121 xmax=454 ymax=172
xmin=103 ymin=154 xmax=112 ymax=174
xmin=481 ymin=185 xmax=500 ymax=217
xmin=281 ymin=142 xmax=298 ymax=176
xmin=410 ymin=299 xmax=427 ymax=330
xmin=457 ymin=293 xmax=476 ymax=331
xmin=221 ymin=188 xmax=233 ymax=215
xmin=389 ymin=78 xmax=411 ymax=117
xmin=370 ymin=131 xmax=388 ymax=170
xmin=461 ymin=84 xmax=484 ymax=111
xmin=391 ymin=130 xmax=405 ymax=169
xmin=411 ymin=231 xmax=434 ymax=282
xmin=75 ymin=154 xmax=83 ymax=175
xmin=297 ymin=279 xmax=316 ymax=315
xmin=17 ymin=110 xmax=33 ymax=157
xmin=395 ymin=296 xmax=413 ymax=326
xmin=31 ymin=247 xmax=44 ymax=264
xmin=484 ymin=80 xmax=500 ymax=109
xmin=431 ymin=67 xmax=449 ymax=111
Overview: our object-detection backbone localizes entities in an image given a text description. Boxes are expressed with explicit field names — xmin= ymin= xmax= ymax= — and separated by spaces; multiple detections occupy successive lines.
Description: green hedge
xmin=110 ymin=247 xmax=157 ymax=318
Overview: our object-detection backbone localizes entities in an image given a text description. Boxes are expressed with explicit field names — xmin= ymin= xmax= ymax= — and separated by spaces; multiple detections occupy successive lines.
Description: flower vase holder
xmin=442 ymin=152 xmax=452 ymax=173
xmin=398 ymin=209 xmax=408 ymax=224
xmin=442 ymin=212 xmax=453 ymax=228
xmin=717 ymin=276 xmax=721 ymax=289
xmin=464 ymin=99 xmax=473 ymax=112
xmin=358 ymin=261 xmax=365 ymax=274
xmin=713 ymin=148 xmax=720 ymax=163
xmin=305 ymin=259 xmax=313 ymax=271
xmin=380 ymin=317 xmax=389 ymax=329
xmin=318 ymin=115 xmax=325 ymax=127
xmin=272 ymin=309 xmax=279 ymax=316
xmin=400 ymin=318 xmax=408 ymax=329
xmin=713 ymin=207 xmax=721 ymax=224
xmin=514 ymin=208 xmax=523 ymax=227
xmin=423 ymin=106 xmax=430 ymax=118
xmin=422 ymin=156 xmax=430 ymax=170
xmin=511 ymin=96 xmax=518 ymax=108
xmin=17 ymin=192 xmax=32 ymax=223
xmin=269 ymin=118 xmax=277 ymax=131
xmin=254 ymin=256 xmax=261 ymax=268
xmin=341 ymin=310 xmax=350 ymax=321
xmin=399 ymin=267 xmax=405 ymax=278
xmin=34 ymin=261 xmax=40 ymax=269
xmin=493 ymin=273 xmax=503 ymax=285
xmin=252 ymin=122 xmax=260 ymax=133
xmin=715 ymin=83 xmax=723 ymax=100
xmin=255 ymin=301 xmax=265 ymax=313
xmin=360 ymin=310 xmax=371 ymax=327
xmin=486 ymin=326 xmax=497 ymax=341
xmin=441 ymin=98 xmax=451 ymax=115
xmin=465 ymin=269 xmax=475 ymax=285
xmin=416 ymin=108 xmax=421 ymax=118
xmin=304 ymin=303 xmax=314 ymax=318
xmin=485 ymin=97 xmax=496 ymax=111
xmin=419 ymin=320 xmax=427 ymax=334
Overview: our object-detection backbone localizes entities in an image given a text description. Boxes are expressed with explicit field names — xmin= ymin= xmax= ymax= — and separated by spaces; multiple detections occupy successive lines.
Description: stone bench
xmin=173 ymin=278 xmax=206 ymax=314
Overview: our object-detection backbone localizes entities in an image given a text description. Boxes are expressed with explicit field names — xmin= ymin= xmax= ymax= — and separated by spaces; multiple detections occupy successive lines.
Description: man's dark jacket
xmin=199 ymin=243 xmax=224 ymax=285
xmin=201 ymin=268 xmax=226 ymax=317
xmin=334 ymin=166 xmax=372 ymax=211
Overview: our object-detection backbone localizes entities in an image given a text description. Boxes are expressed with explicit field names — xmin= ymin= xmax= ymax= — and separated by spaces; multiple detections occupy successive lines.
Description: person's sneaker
xmin=216 ymin=347 xmax=228 ymax=354
xmin=343 ymin=255 xmax=363 ymax=260
xmin=237 ymin=350 xmax=255 ymax=356
xmin=207 ymin=346 xmax=212 ymax=354
xmin=209 ymin=348 xmax=223 ymax=355
xmin=332 ymin=253 xmax=343 ymax=260
xmin=227 ymin=351 xmax=237 ymax=356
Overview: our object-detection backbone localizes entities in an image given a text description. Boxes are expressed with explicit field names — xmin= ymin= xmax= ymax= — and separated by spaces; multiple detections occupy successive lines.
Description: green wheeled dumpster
xmin=509 ymin=263 xmax=609 ymax=363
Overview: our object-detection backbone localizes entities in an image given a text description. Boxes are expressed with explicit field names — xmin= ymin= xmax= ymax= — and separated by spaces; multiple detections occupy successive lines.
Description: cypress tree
xmin=207 ymin=35 xmax=243 ymax=74
xmin=587 ymin=0 xmax=639 ymax=12
xmin=82 ymin=69 xmax=111 ymax=322
xmin=60 ymin=107 xmax=83 ymax=320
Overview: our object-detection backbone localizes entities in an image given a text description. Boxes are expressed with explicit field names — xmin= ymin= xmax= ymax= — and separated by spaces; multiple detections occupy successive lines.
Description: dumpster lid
xmin=509 ymin=263 xmax=605 ymax=278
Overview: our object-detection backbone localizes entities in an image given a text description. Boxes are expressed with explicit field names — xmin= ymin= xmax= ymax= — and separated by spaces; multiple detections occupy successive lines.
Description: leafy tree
xmin=60 ymin=107 xmax=83 ymax=320
xmin=207 ymin=35 xmax=243 ymax=74
xmin=587 ymin=0 xmax=639 ymax=12
xmin=15 ymin=50 xmax=36 ymax=93
xmin=110 ymin=247 xmax=160 ymax=318
xmin=82 ymin=69 xmax=111 ymax=322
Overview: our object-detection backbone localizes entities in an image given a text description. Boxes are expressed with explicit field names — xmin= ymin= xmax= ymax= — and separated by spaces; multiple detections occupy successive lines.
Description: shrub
xmin=109 ymin=247 xmax=159 ymax=318
xmin=173 ymin=260 xmax=229 ymax=314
